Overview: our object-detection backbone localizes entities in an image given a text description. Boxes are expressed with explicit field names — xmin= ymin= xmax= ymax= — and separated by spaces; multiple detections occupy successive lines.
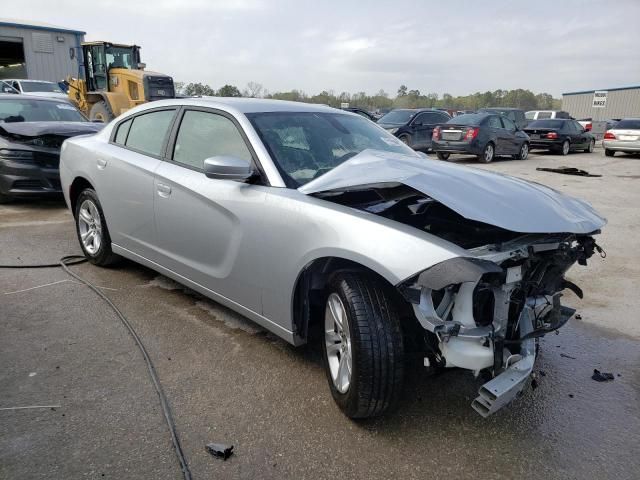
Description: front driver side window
xmin=173 ymin=110 xmax=253 ymax=170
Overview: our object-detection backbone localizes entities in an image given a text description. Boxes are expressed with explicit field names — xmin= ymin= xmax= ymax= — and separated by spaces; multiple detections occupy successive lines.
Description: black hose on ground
xmin=0 ymin=255 xmax=193 ymax=480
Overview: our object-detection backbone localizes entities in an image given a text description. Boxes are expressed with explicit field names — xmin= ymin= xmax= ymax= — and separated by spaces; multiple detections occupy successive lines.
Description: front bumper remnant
xmin=472 ymin=307 xmax=536 ymax=417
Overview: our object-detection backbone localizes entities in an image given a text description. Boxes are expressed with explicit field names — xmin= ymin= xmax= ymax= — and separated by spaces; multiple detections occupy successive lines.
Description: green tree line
xmin=175 ymin=81 xmax=561 ymax=112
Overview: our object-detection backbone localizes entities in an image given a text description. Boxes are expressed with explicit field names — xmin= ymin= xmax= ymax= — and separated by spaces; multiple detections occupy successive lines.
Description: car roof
xmin=481 ymin=107 xmax=521 ymax=111
xmin=146 ymin=97 xmax=341 ymax=114
xmin=0 ymin=94 xmax=70 ymax=103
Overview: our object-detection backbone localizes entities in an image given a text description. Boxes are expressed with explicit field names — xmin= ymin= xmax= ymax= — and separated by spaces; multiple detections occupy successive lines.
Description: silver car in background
xmin=60 ymin=98 xmax=606 ymax=418
xmin=603 ymin=118 xmax=640 ymax=156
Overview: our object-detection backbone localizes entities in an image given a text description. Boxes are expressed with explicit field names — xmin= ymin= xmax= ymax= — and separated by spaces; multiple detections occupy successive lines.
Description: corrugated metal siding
xmin=0 ymin=25 xmax=84 ymax=81
xmin=562 ymin=88 xmax=640 ymax=120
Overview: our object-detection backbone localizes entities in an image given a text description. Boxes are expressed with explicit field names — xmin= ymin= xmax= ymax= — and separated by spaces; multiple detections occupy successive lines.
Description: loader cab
xmin=82 ymin=42 xmax=142 ymax=92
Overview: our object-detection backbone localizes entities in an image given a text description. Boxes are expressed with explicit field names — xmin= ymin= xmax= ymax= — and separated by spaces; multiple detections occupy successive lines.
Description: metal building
xmin=0 ymin=18 xmax=85 ymax=82
xmin=562 ymin=85 xmax=640 ymax=121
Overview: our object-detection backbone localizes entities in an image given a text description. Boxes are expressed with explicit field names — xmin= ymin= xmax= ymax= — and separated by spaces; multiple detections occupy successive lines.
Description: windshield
xmin=614 ymin=119 xmax=640 ymax=129
xmin=377 ymin=109 xmax=416 ymax=125
xmin=106 ymin=47 xmax=136 ymax=69
xmin=527 ymin=119 xmax=565 ymax=128
xmin=0 ymin=99 xmax=86 ymax=123
xmin=447 ymin=113 xmax=486 ymax=125
xmin=20 ymin=81 xmax=63 ymax=93
xmin=248 ymin=112 xmax=418 ymax=187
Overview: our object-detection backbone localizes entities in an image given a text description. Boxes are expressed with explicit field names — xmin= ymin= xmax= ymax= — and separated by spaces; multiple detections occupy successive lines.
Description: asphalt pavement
xmin=1 ymin=150 xmax=639 ymax=479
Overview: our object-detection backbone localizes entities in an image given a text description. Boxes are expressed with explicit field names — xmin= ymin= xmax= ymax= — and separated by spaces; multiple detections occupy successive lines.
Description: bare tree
xmin=245 ymin=81 xmax=263 ymax=98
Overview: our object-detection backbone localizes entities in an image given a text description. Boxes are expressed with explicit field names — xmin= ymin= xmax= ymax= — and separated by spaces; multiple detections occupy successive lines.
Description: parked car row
xmin=0 ymin=94 xmax=102 ymax=203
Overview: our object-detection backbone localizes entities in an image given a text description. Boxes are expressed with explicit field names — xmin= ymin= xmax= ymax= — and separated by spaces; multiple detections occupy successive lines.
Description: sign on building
xmin=592 ymin=91 xmax=607 ymax=108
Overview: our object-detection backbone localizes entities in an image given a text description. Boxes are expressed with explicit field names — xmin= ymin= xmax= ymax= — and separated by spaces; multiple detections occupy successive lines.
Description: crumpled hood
xmin=0 ymin=121 xmax=103 ymax=138
xmin=299 ymin=150 xmax=606 ymax=234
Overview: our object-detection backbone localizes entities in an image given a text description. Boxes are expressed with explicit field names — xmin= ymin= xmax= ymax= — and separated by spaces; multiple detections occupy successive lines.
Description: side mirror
xmin=204 ymin=156 xmax=254 ymax=181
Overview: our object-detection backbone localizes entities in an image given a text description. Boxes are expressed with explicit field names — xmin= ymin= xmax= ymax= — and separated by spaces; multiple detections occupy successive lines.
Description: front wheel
xmin=89 ymin=101 xmax=113 ymax=123
xmin=321 ymin=272 xmax=404 ymax=418
xmin=398 ymin=134 xmax=412 ymax=147
xmin=74 ymin=188 xmax=120 ymax=266
xmin=477 ymin=143 xmax=494 ymax=163
xmin=436 ymin=152 xmax=450 ymax=161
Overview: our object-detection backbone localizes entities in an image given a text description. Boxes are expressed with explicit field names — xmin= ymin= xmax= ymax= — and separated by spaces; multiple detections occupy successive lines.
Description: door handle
xmin=97 ymin=158 xmax=107 ymax=169
xmin=157 ymin=182 xmax=172 ymax=197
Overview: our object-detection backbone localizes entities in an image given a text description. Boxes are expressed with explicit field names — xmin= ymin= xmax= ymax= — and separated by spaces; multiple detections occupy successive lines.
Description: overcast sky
xmin=6 ymin=0 xmax=640 ymax=97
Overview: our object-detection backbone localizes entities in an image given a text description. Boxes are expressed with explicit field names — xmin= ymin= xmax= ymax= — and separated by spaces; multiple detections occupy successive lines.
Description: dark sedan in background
xmin=0 ymin=95 xmax=103 ymax=203
xmin=377 ymin=108 xmax=451 ymax=150
xmin=523 ymin=119 xmax=595 ymax=155
xmin=432 ymin=112 xmax=530 ymax=163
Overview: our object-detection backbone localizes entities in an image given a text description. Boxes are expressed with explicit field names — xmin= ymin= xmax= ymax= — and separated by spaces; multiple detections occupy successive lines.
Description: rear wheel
xmin=74 ymin=188 xmax=119 ymax=266
xmin=321 ymin=272 xmax=404 ymax=418
xmin=514 ymin=142 xmax=529 ymax=160
xmin=560 ymin=140 xmax=570 ymax=156
xmin=89 ymin=101 xmax=113 ymax=123
xmin=477 ymin=142 xmax=494 ymax=163
xmin=436 ymin=152 xmax=450 ymax=161
xmin=605 ymin=148 xmax=615 ymax=157
xmin=584 ymin=139 xmax=595 ymax=153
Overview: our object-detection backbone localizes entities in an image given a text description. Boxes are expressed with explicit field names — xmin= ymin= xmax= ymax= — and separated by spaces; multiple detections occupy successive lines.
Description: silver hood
xmin=299 ymin=150 xmax=606 ymax=234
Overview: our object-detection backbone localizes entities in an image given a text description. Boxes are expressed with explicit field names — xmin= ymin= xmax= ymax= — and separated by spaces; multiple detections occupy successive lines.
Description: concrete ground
xmin=1 ymin=149 xmax=639 ymax=479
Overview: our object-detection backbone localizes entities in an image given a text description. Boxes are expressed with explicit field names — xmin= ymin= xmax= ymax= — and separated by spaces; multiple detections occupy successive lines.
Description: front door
xmin=153 ymin=108 xmax=267 ymax=314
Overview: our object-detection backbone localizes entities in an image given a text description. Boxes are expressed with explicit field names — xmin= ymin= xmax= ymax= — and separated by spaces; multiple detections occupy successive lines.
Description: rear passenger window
xmin=114 ymin=119 xmax=131 ymax=145
xmin=488 ymin=116 xmax=502 ymax=129
xmin=173 ymin=110 xmax=252 ymax=170
xmin=125 ymin=109 xmax=175 ymax=157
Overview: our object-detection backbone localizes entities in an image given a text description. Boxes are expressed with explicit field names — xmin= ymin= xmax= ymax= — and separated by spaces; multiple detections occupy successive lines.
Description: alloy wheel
xmin=78 ymin=199 xmax=103 ymax=255
xmin=520 ymin=143 xmax=529 ymax=159
xmin=485 ymin=144 xmax=494 ymax=162
xmin=324 ymin=293 xmax=353 ymax=394
xmin=562 ymin=140 xmax=570 ymax=155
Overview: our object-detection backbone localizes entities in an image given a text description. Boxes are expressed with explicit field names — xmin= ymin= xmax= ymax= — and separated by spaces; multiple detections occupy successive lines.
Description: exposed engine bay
xmin=313 ymin=182 xmax=605 ymax=416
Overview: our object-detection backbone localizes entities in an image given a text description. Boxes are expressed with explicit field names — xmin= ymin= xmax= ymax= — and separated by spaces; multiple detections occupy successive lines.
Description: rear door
xmin=487 ymin=115 xmax=508 ymax=153
xmin=153 ymin=107 xmax=268 ymax=313
xmin=500 ymin=116 xmax=520 ymax=153
xmin=98 ymin=108 xmax=177 ymax=261
xmin=571 ymin=120 xmax=589 ymax=148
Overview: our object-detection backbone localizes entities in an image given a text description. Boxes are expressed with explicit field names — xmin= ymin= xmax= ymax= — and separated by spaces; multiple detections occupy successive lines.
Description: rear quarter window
xmin=124 ymin=109 xmax=175 ymax=157
xmin=114 ymin=119 xmax=132 ymax=145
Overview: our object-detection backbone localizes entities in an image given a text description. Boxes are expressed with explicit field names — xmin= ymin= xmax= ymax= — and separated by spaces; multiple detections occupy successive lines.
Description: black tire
xmin=399 ymin=134 xmax=412 ymax=147
xmin=89 ymin=101 xmax=113 ymax=122
xmin=605 ymin=149 xmax=615 ymax=157
xmin=584 ymin=139 xmax=595 ymax=153
xmin=514 ymin=142 xmax=529 ymax=160
xmin=74 ymin=188 xmax=119 ymax=266
xmin=560 ymin=140 xmax=570 ymax=156
xmin=477 ymin=142 xmax=495 ymax=163
xmin=436 ymin=152 xmax=450 ymax=161
xmin=321 ymin=272 xmax=404 ymax=418
xmin=0 ymin=191 xmax=12 ymax=204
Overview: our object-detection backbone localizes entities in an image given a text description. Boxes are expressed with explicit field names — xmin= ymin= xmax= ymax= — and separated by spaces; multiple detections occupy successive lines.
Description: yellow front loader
xmin=67 ymin=42 xmax=175 ymax=122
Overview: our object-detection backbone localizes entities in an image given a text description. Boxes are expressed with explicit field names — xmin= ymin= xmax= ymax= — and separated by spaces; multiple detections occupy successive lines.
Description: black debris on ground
xmin=205 ymin=443 xmax=234 ymax=460
xmin=536 ymin=167 xmax=602 ymax=177
xmin=560 ymin=353 xmax=577 ymax=359
xmin=592 ymin=369 xmax=615 ymax=382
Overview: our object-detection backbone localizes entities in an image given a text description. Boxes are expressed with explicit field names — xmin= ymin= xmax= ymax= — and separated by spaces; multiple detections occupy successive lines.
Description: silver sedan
xmin=603 ymin=118 xmax=640 ymax=156
xmin=60 ymin=98 xmax=606 ymax=418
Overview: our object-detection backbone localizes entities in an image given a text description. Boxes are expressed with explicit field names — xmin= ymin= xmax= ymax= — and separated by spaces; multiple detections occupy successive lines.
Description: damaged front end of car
xmin=301 ymin=151 xmax=607 ymax=417
xmin=397 ymin=234 xmax=602 ymax=416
